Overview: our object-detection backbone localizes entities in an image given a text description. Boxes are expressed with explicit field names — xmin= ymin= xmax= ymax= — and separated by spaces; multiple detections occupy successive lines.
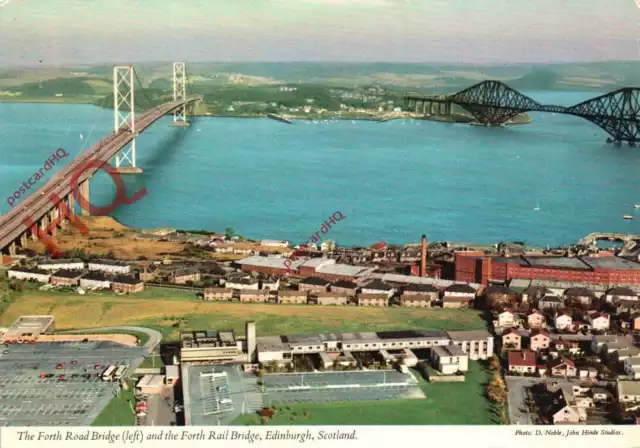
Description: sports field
xmin=0 ymin=289 xmax=486 ymax=340
xmin=234 ymin=362 xmax=496 ymax=425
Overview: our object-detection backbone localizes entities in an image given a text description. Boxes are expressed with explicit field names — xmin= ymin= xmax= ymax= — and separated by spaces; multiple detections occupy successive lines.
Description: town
xmin=1 ymin=226 xmax=640 ymax=427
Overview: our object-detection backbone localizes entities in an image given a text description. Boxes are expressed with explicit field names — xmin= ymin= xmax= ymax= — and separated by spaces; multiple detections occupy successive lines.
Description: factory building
xmin=455 ymin=253 xmax=640 ymax=286
xmin=178 ymin=322 xmax=494 ymax=367
xmin=1 ymin=315 xmax=55 ymax=341
xmin=236 ymin=256 xmax=374 ymax=281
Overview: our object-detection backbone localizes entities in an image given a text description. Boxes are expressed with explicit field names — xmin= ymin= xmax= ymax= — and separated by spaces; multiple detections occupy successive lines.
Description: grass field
xmin=91 ymin=382 xmax=136 ymax=426
xmin=234 ymin=361 xmax=496 ymax=425
xmin=0 ymin=289 xmax=486 ymax=340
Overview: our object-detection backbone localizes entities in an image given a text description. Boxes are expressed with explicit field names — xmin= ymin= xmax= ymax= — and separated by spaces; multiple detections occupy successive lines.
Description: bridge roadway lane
xmin=0 ymin=96 xmax=201 ymax=251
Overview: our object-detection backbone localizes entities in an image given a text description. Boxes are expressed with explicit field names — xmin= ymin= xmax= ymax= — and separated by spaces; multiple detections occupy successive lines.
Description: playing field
xmin=0 ymin=289 xmax=486 ymax=340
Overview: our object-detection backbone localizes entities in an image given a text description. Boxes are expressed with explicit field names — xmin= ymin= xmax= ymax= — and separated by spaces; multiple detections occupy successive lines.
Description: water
xmin=1 ymin=92 xmax=639 ymax=248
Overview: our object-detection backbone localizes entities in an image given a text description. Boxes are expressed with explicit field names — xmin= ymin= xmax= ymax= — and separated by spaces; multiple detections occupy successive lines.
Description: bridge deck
xmin=0 ymin=96 xmax=201 ymax=252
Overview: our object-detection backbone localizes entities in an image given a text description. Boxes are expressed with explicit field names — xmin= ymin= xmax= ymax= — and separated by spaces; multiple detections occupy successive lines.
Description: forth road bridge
xmin=406 ymin=80 xmax=640 ymax=145
xmin=0 ymin=62 xmax=202 ymax=259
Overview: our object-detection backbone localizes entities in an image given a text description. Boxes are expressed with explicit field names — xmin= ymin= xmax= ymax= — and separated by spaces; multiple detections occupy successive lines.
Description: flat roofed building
xmin=239 ymin=289 xmax=270 ymax=303
xmin=446 ymin=330 xmax=494 ymax=360
xmin=50 ymin=270 xmax=84 ymax=286
xmin=87 ymin=259 xmax=131 ymax=274
xmin=432 ymin=345 xmax=469 ymax=374
xmin=136 ymin=375 xmax=165 ymax=394
xmin=357 ymin=293 xmax=389 ymax=307
xmin=226 ymin=277 xmax=259 ymax=290
xmin=618 ymin=380 xmax=640 ymax=404
xmin=112 ymin=275 xmax=145 ymax=294
xmin=277 ymin=290 xmax=308 ymax=305
xmin=7 ymin=267 xmax=51 ymax=283
xmin=314 ymin=263 xmax=376 ymax=282
xmin=37 ymin=258 xmax=85 ymax=271
xmin=237 ymin=255 xmax=304 ymax=276
xmin=203 ymin=287 xmax=233 ymax=301
xmin=180 ymin=330 xmax=245 ymax=364
xmin=315 ymin=292 xmax=348 ymax=306
xmin=2 ymin=315 xmax=54 ymax=340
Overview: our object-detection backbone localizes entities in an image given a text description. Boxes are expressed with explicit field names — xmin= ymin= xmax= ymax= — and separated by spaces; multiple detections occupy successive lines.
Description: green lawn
xmin=91 ymin=382 xmax=136 ymax=426
xmin=138 ymin=351 xmax=166 ymax=369
xmin=233 ymin=362 xmax=497 ymax=425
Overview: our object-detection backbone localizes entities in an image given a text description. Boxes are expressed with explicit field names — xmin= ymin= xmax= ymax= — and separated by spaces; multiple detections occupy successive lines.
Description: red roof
xmin=508 ymin=350 xmax=536 ymax=367
xmin=530 ymin=329 xmax=550 ymax=338
xmin=371 ymin=242 xmax=386 ymax=250
xmin=502 ymin=328 xmax=522 ymax=337
xmin=551 ymin=357 xmax=575 ymax=369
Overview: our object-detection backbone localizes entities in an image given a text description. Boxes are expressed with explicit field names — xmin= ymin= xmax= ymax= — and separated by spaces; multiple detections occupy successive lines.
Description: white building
xmin=554 ymin=313 xmax=573 ymax=331
xmin=432 ymin=345 xmax=469 ymax=374
xmin=87 ymin=260 xmax=130 ymax=275
xmin=226 ymin=278 xmax=259 ymax=291
xmin=586 ymin=312 xmax=610 ymax=331
xmin=37 ymin=259 xmax=84 ymax=271
xmin=261 ymin=240 xmax=289 ymax=248
xmin=79 ymin=273 xmax=112 ymax=290
xmin=495 ymin=310 xmax=516 ymax=328
xmin=7 ymin=267 xmax=51 ymax=283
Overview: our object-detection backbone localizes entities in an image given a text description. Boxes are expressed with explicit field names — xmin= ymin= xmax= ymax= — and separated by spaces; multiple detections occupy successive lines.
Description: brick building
xmin=112 ymin=276 xmax=145 ymax=294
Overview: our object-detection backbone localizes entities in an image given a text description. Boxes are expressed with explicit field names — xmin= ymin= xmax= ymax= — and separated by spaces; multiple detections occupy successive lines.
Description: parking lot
xmin=0 ymin=341 xmax=146 ymax=426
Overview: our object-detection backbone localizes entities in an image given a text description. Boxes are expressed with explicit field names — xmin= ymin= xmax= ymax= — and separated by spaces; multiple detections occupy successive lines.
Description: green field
xmin=1 ymin=289 xmax=487 ymax=341
xmin=91 ymin=382 xmax=136 ymax=426
xmin=233 ymin=362 xmax=496 ymax=425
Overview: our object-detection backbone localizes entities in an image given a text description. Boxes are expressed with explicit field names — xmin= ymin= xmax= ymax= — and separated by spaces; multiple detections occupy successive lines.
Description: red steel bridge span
xmin=0 ymin=63 xmax=202 ymax=258
xmin=406 ymin=80 xmax=640 ymax=145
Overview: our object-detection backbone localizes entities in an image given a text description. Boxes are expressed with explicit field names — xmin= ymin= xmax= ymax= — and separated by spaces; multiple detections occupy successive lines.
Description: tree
xmin=224 ymin=227 xmax=235 ymax=238
xmin=487 ymin=375 xmax=508 ymax=403
xmin=489 ymin=355 xmax=501 ymax=371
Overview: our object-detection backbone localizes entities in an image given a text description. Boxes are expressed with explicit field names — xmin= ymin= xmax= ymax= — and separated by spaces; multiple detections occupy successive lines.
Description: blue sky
xmin=0 ymin=0 xmax=639 ymax=66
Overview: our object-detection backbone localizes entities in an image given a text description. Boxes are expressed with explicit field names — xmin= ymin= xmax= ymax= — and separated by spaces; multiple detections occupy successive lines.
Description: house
xmin=494 ymin=309 xmax=517 ymax=328
xmin=360 ymin=280 xmax=394 ymax=298
xmin=616 ymin=300 xmax=640 ymax=314
xmin=225 ymin=277 xmax=258 ymax=291
xmin=633 ymin=313 xmax=640 ymax=331
xmin=508 ymin=350 xmax=537 ymax=374
xmin=432 ymin=345 xmax=469 ymax=374
xmin=530 ymin=329 xmax=551 ymax=351
xmin=315 ymin=292 xmax=348 ymax=306
xmin=87 ymin=259 xmax=130 ymax=275
xmin=522 ymin=286 xmax=553 ymax=303
xmin=502 ymin=328 xmax=523 ymax=350
xmin=623 ymin=356 xmax=640 ymax=379
xmin=298 ymin=277 xmax=331 ymax=293
xmin=172 ymin=268 xmax=200 ymax=285
xmin=617 ymin=380 xmax=640 ymax=405
xmin=79 ymin=272 xmax=111 ymax=290
xmin=577 ymin=367 xmax=598 ymax=379
xmin=551 ymin=340 xmax=580 ymax=356
xmin=37 ymin=258 xmax=84 ymax=271
xmin=605 ymin=286 xmax=638 ymax=303
xmin=591 ymin=387 xmax=612 ymax=403
xmin=138 ymin=265 xmax=159 ymax=282
xmin=357 ymin=294 xmax=389 ymax=307
xmin=259 ymin=276 xmax=280 ymax=291
xmin=239 ymin=289 xmax=270 ymax=303
xmin=550 ymin=357 xmax=577 ymax=377
xmin=50 ymin=270 xmax=84 ymax=286
xmin=564 ymin=287 xmax=595 ymax=305
xmin=402 ymin=283 xmax=439 ymax=302
xmin=277 ymin=290 xmax=308 ymax=305
xmin=443 ymin=283 xmax=476 ymax=300
xmin=541 ymin=388 xmax=581 ymax=424
xmin=527 ymin=309 xmax=546 ymax=329
xmin=330 ymin=280 xmax=359 ymax=296
xmin=261 ymin=240 xmax=289 ymax=248
xmin=203 ymin=287 xmax=234 ymax=301
xmin=111 ymin=276 xmax=145 ymax=294
xmin=554 ymin=311 xmax=573 ymax=331
xmin=539 ymin=295 xmax=564 ymax=310
xmin=400 ymin=294 xmax=434 ymax=307
xmin=586 ymin=312 xmax=610 ymax=331
xmin=7 ymin=267 xmax=51 ymax=283
xmin=442 ymin=296 xmax=473 ymax=308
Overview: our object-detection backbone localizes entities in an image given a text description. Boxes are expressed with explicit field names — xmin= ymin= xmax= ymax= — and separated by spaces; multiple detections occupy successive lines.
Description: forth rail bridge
xmin=406 ymin=80 xmax=640 ymax=145
xmin=0 ymin=62 xmax=202 ymax=260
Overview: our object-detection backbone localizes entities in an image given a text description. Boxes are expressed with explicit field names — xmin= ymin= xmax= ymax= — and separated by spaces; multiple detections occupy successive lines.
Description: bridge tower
xmin=113 ymin=65 xmax=143 ymax=174
xmin=171 ymin=62 xmax=190 ymax=127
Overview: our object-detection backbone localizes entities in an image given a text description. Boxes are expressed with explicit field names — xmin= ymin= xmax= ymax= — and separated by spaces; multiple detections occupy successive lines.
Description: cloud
xmin=0 ymin=0 xmax=15 ymax=6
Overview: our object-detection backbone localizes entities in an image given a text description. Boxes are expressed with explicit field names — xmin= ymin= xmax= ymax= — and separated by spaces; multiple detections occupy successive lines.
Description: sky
xmin=0 ymin=0 xmax=639 ymax=66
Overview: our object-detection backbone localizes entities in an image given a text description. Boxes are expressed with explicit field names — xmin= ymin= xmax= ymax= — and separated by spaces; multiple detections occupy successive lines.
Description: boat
xmin=534 ymin=202 xmax=540 ymax=211
xmin=623 ymin=215 xmax=634 ymax=220
xmin=634 ymin=205 xmax=640 ymax=208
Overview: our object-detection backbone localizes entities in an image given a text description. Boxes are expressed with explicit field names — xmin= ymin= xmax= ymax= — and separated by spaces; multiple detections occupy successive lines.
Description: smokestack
xmin=246 ymin=321 xmax=257 ymax=364
xmin=420 ymin=234 xmax=427 ymax=277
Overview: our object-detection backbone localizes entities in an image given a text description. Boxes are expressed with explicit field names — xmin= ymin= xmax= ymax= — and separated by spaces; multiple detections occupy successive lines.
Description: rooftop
xmin=523 ymin=256 xmax=590 ymax=270
xmin=51 ymin=270 xmax=84 ymax=278
xmin=508 ymin=350 xmax=536 ymax=366
xmin=619 ymin=380 xmax=640 ymax=397
xmin=88 ymin=259 xmax=128 ymax=267
xmin=582 ymin=256 xmax=640 ymax=271
xmin=112 ymin=275 xmax=143 ymax=285
xmin=316 ymin=263 xmax=374 ymax=277
xmin=403 ymin=283 xmax=439 ymax=293
xmin=301 ymin=258 xmax=335 ymax=269
xmin=300 ymin=277 xmax=332 ymax=286
xmin=237 ymin=255 xmax=304 ymax=270
xmin=433 ymin=345 xmax=467 ymax=358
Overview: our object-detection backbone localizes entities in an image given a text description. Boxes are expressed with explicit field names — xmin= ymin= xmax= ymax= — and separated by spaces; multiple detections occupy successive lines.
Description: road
xmin=61 ymin=326 xmax=162 ymax=352
xmin=505 ymin=376 xmax=541 ymax=425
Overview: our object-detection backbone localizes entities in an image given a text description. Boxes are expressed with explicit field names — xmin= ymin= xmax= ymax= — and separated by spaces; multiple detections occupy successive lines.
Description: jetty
xmin=267 ymin=114 xmax=293 ymax=124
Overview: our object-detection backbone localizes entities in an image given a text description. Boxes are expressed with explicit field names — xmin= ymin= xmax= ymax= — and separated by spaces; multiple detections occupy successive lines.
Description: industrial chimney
xmin=420 ymin=234 xmax=427 ymax=277
xmin=245 ymin=321 xmax=257 ymax=364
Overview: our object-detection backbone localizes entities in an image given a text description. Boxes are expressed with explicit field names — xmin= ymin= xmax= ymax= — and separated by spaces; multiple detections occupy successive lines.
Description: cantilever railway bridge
xmin=406 ymin=80 xmax=640 ymax=144
xmin=0 ymin=63 xmax=202 ymax=258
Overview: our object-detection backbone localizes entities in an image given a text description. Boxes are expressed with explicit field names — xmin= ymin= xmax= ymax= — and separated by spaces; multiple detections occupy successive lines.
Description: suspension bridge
xmin=406 ymin=80 xmax=640 ymax=145
xmin=0 ymin=62 xmax=203 ymax=259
